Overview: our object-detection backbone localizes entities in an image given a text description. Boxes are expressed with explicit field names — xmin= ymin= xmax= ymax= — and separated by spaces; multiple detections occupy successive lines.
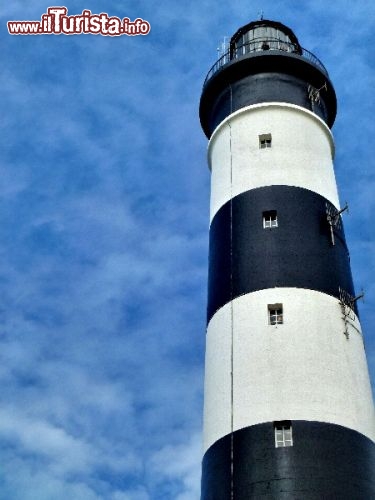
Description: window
xmin=259 ymin=133 xmax=272 ymax=148
xmin=274 ymin=421 xmax=293 ymax=447
xmin=268 ymin=304 xmax=283 ymax=325
xmin=263 ymin=210 xmax=277 ymax=228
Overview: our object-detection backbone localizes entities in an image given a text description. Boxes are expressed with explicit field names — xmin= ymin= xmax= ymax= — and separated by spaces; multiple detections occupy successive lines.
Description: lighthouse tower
xmin=199 ymin=20 xmax=375 ymax=498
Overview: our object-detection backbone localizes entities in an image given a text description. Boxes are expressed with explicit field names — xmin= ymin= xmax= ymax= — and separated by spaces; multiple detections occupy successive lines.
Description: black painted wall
xmin=200 ymin=52 xmax=337 ymax=138
xmin=207 ymin=186 xmax=355 ymax=324
xmin=208 ymin=72 xmax=328 ymax=136
xmin=201 ymin=421 xmax=375 ymax=500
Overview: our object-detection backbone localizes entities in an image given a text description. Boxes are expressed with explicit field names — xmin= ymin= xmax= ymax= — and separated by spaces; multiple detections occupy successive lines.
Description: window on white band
xmin=259 ymin=133 xmax=272 ymax=148
xmin=268 ymin=304 xmax=283 ymax=325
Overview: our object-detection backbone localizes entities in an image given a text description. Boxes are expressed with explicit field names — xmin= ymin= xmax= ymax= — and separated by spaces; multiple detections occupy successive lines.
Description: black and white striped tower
xmin=199 ymin=20 xmax=375 ymax=498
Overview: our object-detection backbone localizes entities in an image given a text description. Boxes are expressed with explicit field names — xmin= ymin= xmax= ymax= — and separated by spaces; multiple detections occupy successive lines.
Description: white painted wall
xmin=208 ymin=103 xmax=339 ymax=223
xmin=203 ymin=289 xmax=375 ymax=452
xmin=203 ymin=304 xmax=232 ymax=451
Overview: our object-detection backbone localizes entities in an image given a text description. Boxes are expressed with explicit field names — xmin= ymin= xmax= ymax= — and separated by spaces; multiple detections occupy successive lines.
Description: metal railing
xmin=204 ymin=38 xmax=328 ymax=85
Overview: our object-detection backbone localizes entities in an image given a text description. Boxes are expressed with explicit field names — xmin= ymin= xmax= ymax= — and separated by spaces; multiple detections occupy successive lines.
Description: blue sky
xmin=0 ymin=1 xmax=374 ymax=498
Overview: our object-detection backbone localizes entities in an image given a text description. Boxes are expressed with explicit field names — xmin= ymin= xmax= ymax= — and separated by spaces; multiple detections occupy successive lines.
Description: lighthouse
xmin=199 ymin=20 xmax=375 ymax=498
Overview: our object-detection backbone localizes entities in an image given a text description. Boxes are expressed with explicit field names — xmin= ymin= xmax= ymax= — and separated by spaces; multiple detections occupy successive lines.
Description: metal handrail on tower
xmin=203 ymin=38 xmax=328 ymax=85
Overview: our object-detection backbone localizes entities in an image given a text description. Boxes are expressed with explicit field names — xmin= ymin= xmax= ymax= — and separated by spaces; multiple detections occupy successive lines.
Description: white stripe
xmin=208 ymin=103 xmax=339 ymax=223
xmin=203 ymin=288 xmax=375 ymax=452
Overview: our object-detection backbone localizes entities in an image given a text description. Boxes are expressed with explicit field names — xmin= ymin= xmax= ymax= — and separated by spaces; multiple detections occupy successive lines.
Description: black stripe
xmin=199 ymin=52 xmax=337 ymax=138
xmin=207 ymin=186 xmax=355 ymax=324
xmin=201 ymin=421 xmax=375 ymax=499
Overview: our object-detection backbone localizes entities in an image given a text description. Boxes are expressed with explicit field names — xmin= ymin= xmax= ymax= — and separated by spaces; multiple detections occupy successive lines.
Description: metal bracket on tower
xmin=308 ymin=82 xmax=327 ymax=104
xmin=339 ymin=287 xmax=364 ymax=339
xmin=326 ymin=202 xmax=349 ymax=246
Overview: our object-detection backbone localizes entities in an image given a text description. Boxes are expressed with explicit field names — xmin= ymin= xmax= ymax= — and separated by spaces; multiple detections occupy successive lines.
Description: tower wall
xmin=200 ymin=19 xmax=375 ymax=500
xmin=202 ymin=422 xmax=375 ymax=499
xmin=208 ymin=104 xmax=338 ymax=223
xmin=204 ymin=289 xmax=375 ymax=453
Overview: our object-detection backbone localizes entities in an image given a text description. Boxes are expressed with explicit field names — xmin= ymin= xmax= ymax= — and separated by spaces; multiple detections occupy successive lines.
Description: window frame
xmin=263 ymin=210 xmax=278 ymax=229
xmin=274 ymin=421 xmax=293 ymax=448
xmin=268 ymin=304 xmax=283 ymax=325
xmin=259 ymin=133 xmax=272 ymax=149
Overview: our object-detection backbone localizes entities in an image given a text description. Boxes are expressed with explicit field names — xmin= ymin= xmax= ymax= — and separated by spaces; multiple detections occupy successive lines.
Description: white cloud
xmin=149 ymin=432 xmax=202 ymax=499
